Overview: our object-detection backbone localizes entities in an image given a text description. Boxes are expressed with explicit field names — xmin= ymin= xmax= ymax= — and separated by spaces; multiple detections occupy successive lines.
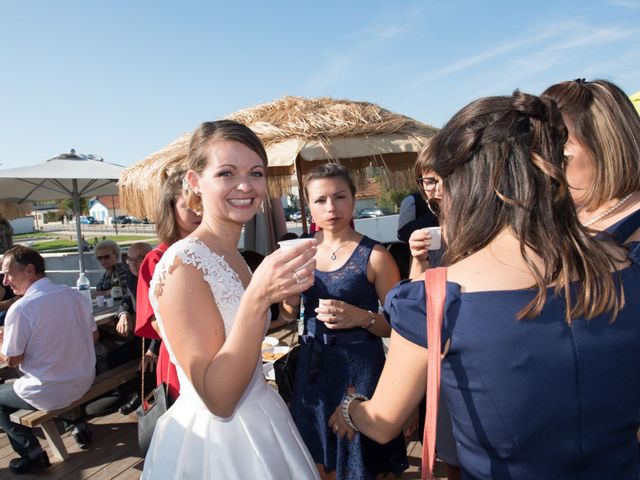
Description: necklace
xmin=582 ymin=193 xmax=634 ymax=227
xmin=328 ymin=235 xmax=355 ymax=261
xmin=330 ymin=244 xmax=350 ymax=261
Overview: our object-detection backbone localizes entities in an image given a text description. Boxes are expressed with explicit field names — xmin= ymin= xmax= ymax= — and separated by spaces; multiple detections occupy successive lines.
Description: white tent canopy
xmin=0 ymin=149 xmax=124 ymax=272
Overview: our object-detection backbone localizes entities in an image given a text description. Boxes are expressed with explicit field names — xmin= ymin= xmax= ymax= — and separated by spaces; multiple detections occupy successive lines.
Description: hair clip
xmin=573 ymin=78 xmax=587 ymax=84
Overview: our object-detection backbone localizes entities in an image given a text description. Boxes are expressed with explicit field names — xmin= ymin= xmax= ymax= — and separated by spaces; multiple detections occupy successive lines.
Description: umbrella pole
xmin=295 ymin=156 xmax=308 ymax=235
xmin=72 ymin=180 xmax=85 ymax=274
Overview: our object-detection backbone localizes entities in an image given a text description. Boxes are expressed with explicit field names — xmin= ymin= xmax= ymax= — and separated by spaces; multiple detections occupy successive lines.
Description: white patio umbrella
xmin=0 ymin=149 xmax=125 ymax=273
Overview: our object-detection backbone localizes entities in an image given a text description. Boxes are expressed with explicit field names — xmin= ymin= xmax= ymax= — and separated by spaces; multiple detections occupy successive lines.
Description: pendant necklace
xmin=329 ymin=236 xmax=353 ymax=261
xmin=582 ymin=193 xmax=634 ymax=227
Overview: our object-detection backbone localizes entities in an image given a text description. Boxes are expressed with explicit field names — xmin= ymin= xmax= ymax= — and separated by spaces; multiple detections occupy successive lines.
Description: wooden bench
xmin=9 ymin=359 xmax=140 ymax=462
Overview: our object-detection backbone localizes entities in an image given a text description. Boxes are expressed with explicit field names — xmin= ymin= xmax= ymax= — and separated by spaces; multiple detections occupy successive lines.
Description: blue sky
xmin=1 ymin=0 xmax=638 ymax=170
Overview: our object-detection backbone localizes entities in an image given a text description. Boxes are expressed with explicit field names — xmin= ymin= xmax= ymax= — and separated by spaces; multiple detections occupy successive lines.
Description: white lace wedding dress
xmin=141 ymin=238 xmax=319 ymax=479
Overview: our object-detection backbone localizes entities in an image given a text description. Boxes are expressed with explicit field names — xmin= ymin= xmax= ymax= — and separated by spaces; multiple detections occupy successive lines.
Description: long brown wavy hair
xmin=424 ymin=90 xmax=623 ymax=323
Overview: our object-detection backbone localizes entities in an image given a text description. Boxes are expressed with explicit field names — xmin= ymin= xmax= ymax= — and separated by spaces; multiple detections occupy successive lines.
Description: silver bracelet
xmin=341 ymin=393 xmax=368 ymax=431
xmin=361 ymin=310 xmax=376 ymax=329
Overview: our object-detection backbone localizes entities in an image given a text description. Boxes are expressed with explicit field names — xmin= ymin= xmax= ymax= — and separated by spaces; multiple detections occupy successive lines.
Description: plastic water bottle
xmin=297 ymin=301 xmax=305 ymax=337
xmin=76 ymin=273 xmax=92 ymax=308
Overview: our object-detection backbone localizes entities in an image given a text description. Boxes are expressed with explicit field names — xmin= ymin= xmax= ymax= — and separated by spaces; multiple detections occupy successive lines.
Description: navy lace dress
xmin=290 ymin=236 xmax=408 ymax=479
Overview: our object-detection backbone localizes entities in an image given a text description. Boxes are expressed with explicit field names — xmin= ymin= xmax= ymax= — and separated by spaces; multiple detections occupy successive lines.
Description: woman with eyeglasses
xmin=328 ymin=91 xmax=640 ymax=479
xmin=541 ymin=79 xmax=640 ymax=243
xmin=408 ymin=172 xmax=444 ymax=279
xmin=94 ymin=239 xmax=130 ymax=298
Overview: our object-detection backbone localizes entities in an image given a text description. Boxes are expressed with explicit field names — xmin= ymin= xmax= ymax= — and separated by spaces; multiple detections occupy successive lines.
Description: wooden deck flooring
xmin=0 ymin=410 xmax=143 ymax=480
xmin=0 ymin=409 xmax=450 ymax=479
xmin=0 ymin=322 xmax=447 ymax=478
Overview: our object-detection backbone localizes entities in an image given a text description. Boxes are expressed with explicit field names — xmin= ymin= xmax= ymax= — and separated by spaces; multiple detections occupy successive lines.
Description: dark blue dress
xmin=290 ymin=236 xmax=408 ymax=479
xmin=385 ymin=245 xmax=640 ymax=479
xmin=603 ymin=208 xmax=640 ymax=244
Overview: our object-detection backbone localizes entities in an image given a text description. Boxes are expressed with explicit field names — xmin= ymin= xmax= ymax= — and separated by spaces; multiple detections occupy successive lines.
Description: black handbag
xmin=273 ymin=344 xmax=300 ymax=405
xmin=136 ymin=382 xmax=170 ymax=455
xmin=136 ymin=341 xmax=172 ymax=455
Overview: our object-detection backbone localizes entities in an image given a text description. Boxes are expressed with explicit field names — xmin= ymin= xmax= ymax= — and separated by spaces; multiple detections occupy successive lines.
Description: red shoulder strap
xmin=422 ymin=267 xmax=447 ymax=480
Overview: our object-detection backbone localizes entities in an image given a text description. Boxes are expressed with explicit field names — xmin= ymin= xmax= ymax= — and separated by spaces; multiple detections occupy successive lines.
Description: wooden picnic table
xmin=92 ymin=300 xmax=121 ymax=327
xmin=268 ymin=321 xmax=299 ymax=347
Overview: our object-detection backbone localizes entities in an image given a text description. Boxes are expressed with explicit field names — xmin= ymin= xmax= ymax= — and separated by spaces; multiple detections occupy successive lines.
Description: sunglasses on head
xmin=96 ymin=255 xmax=112 ymax=261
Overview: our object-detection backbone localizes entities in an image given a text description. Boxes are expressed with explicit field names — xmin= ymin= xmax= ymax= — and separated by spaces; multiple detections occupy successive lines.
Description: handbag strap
xmin=140 ymin=339 xmax=172 ymax=402
xmin=421 ymin=267 xmax=448 ymax=480
xmin=140 ymin=338 xmax=146 ymax=401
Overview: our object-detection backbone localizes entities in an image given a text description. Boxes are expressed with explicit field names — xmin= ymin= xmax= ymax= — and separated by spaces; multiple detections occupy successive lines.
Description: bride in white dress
xmin=141 ymin=120 xmax=320 ymax=479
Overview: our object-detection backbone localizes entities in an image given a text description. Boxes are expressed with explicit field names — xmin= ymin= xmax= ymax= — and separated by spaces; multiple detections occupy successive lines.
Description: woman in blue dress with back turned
xmin=329 ymin=91 xmax=640 ymax=479
xmin=284 ymin=164 xmax=407 ymax=480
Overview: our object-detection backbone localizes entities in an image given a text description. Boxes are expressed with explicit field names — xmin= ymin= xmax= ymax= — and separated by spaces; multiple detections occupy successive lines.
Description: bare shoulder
xmin=447 ymin=249 xmax=539 ymax=293
xmin=369 ymin=242 xmax=396 ymax=269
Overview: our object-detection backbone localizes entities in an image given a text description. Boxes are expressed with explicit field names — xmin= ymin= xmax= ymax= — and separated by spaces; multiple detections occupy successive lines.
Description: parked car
xmin=127 ymin=216 xmax=143 ymax=224
xmin=79 ymin=215 xmax=97 ymax=224
xmin=283 ymin=207 xmax=297 ymax=221
xmin=357 ymin=208 xmax=391 ymax=219
xmin=290 ymin=210 xmax=311 ymax=223
xmin=112 ymin=215 xmax=131 ymax=224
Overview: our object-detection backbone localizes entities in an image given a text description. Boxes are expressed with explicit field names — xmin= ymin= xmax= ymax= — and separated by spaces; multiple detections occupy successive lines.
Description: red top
xmin=135 ymin=242 xmax=180 ymax=400
xmin=134 ymin=243 xmax=168 ymax=339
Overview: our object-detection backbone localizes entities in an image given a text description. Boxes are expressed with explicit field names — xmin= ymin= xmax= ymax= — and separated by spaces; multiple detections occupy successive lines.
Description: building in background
xmin=89 ymin=196 xmax=124 ymax=224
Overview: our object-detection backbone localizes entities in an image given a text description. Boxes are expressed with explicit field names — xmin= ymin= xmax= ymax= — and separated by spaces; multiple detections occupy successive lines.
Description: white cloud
xmin=609 ymin=0 xmax=640 ymax=8
xmin=303 ymin=3 xmax=427 ymax=92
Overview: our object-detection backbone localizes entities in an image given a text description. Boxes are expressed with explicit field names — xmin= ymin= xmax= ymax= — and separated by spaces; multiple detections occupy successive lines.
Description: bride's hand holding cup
xmin=248 ymin=238 xmax=317 ymax=307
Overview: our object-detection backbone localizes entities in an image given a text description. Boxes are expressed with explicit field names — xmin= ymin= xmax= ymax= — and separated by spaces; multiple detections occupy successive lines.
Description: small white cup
xmin=106 ymin=297 xmax=115 ymax=308
xmin=278 ymin=238 xmax=310 ymax=251
xmin=96 ymin=295 xmax=105 ymax=308
xmin=424 ymin=227 xmax=442 ymax=250
xmin=316 ymin=299 xmax=333 ymax=320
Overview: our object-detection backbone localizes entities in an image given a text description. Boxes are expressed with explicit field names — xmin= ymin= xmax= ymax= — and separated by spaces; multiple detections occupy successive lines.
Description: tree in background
xmin=56 ymin=197 xmax=88 ymax=220
xmin=377 ymin=188 xmax=415 ymax=212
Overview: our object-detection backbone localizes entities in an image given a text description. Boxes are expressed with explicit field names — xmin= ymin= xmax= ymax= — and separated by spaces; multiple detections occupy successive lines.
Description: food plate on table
xmin=262 ymin=346 xmax=290 ymax=363
xmin=262 ymin=336 xmax=279 ymax=349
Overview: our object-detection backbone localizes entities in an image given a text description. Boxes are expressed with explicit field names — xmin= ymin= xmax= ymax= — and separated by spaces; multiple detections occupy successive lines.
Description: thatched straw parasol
xmin=119 ymin=96 xmax=437 ymax=223
xmin=0 ymin=201 xmax=33 ymax=220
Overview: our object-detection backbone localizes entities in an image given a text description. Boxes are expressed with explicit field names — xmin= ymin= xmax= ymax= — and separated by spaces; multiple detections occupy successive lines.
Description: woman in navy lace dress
xmin=284 ymin=164 xmax=407 ymax=480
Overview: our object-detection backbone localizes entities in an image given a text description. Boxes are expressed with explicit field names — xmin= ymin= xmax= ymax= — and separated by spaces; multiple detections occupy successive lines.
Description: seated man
xmin=113 ymin=241 xmax=157 ymax=414
xmin=0 ymin=274 xmax=20 ymax=325
xmin=0 ymin=246 xmax=98 ymax=474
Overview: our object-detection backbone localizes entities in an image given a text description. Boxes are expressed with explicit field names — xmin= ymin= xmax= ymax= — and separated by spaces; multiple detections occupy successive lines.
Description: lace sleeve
xmin=150 ymin=237 xmax=246 ymax=336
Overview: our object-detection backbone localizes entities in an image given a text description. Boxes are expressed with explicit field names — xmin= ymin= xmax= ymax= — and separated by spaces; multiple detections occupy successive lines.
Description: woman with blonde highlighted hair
xmin=542 ymin=79 xmax=640 ymax=242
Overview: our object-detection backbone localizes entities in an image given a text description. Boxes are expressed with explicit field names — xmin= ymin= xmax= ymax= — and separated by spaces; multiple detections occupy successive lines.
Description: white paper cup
xmin=106 ymin=297 xmax=114 ymax=308
xmin=278 ymin=238 xmax=310 ymax=251
xmin=316 ymin=299 xmax=333 ymax=320
xmin=96 ymin=295 xmax=105 ymax=308
xmin=425 ymin=227 xmax=442 ymax=250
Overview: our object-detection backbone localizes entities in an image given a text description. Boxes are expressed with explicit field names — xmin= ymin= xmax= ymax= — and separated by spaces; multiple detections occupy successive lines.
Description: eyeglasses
xmin=96 ymin=255 xmax=112 ymax=261
xmin=417 ymin=176 xmax=441 ymax=193
xmin=126 ymin=255 xmax=145 ymax=264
